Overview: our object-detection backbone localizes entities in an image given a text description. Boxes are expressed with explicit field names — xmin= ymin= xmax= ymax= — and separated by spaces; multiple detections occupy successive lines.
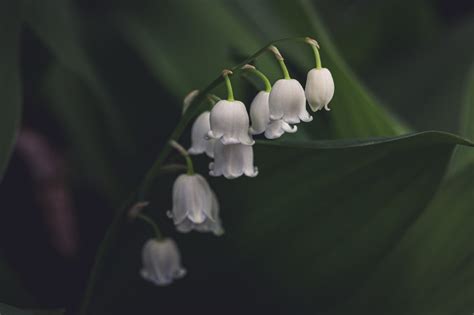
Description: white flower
xmin=207 ymin=100 xmax=255 ymax=145
xmin=209 ymin=142 xmax=258 ymax=179
xmin=269 ymin=79 xmax=313 ymax=124
xmin=168 ymin=173 xmax=223 ymax=235
xmin=140 ymin=238 xmax=186 ymax=286
xmin=249 ymin=91 xmax=270 ymax=135
xmin=305 ymin=68 xmax=335 ymax=111
xmin=188 ymin=111 xmax=216 ymax=158
xmin=264 ymin=119 xmax=297 ymax=139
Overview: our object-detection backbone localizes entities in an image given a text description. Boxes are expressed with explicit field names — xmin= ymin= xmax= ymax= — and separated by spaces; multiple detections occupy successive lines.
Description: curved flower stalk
xmin=209 ymin=142 xmax=258 ymax=179
xmin=168 ymin=173 xmax=223 ymax=235
xmin=304 ymin=38 xmax=335 ymax=111
xmin=140 ymin=238 xmax=187 ymax=286
xmin=267 ymin=46 xmax=313 ymax=124
xmin=207 ymin=70 xmax=254 ymax=145
xmin=182 ymin=89 xmax=200 ymax=114
xmin=188 ymin=111 xmax=216 ymax=158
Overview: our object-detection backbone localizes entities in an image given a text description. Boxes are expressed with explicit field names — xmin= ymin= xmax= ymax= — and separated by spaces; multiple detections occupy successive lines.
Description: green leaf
xmin=332 ymin=163 xmax=474 ymax=315
xmin=230 ymin=0 xmax=409 ymax=138
xmin=118 ymin=0 xmax=408 ymax=140
xmin=24 ymin=0 xmax=133 ymax=152
xmin=0 ymin=0 xmax=22 ymax=180
xmin=81 ymin=131 xmax=472 ymax=314
xmin=451 ymin=64 xmax=474 ymax=174
xmin=0 ymin=303 xmax=63 ymax=315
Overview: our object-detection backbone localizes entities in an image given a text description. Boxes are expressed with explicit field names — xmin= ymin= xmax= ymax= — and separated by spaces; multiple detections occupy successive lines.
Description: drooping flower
xmin=269 ymin=79 xmax=313 ymax=124
xmin=209 ymin=142 xmax=258 ymax=179
xmin=249 ymin=90 xmax=270 ymax=135
xmin=305 ymin=68 xmax=335 ymax=111
xmin=168 ymin=173 xmax=223 ymax=235
xmin=140 ymin=238 xmax=186 ymax=286
xmin=207 ymin=99 xmax=255 ymax=145
xmin=265 ymin=119 xmax=297 ymax=139
xmin=188 ymin=111 xmax=216 ymax=158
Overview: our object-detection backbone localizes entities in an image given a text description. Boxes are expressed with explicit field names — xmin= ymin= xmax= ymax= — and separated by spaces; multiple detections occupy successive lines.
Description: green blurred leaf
xmin=451 ymin=64 xmax=474 ymax=174
xmin=43 ymin=65 xmax=124 ymax=202
xmin=24 ymin=0 xmax=133 ymax=153
xmin=333 ymin=164 xmax=474 ymax=315
xmin=82 ymin=131 xmax=472 ymax=314
xmin=118 ymin=0 xmax=408 ymax=140
xmin=0 ymin=0 xmax=22 ymax=180
xmin=0 ymin=303 xmax=63 ymax=315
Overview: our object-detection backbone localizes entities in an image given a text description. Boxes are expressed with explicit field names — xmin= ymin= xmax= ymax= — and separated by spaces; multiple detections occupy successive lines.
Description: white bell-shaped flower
xmin=209 ymin=142 xmax=258 ymax=179
xmin=249 ymin=91 xmax=270 ymax=135
xmin=264 ymin=119 xmax=297 ymax=139
xmin=269 ymin=79 xmax=313 ymax=124
xmin=169 ymin=173 xmax=223 ymax=235
xmin=305 ymin=68 xmax=335 ymax=111
xmin=207 ymin=100 xmax=255 ymax=145
xmin=188 ymin=111 xmax=216 ymax=158
xmin=140 ymin=238 xmax=186 ymax=286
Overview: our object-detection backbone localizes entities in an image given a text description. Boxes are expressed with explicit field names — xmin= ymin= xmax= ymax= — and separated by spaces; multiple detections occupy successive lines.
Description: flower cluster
xmin=133 ymin=37 xmax=334 ymax=287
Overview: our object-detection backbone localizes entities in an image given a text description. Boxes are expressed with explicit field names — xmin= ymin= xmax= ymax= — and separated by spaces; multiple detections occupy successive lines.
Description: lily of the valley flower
xmin=305 ymin=68 xmax=334 ymax=112
xmin=269 ymin=79 xmax=313 ymax=124
xmin=207 ymin=99 xmax=255 ymax=145
xmin=249 ymin=90 xmax=270 ymax=135
xmin=168 ymin=173 xmax=223 ymax=235
xmin=188 ymin=111 xmax=216 ymax=158
xmin=304 ymin=37 xmax=334 ymax=111
xmin=265 ymin=119 xmax=297 ymax=139
xmin=248 ymin=90 xmax=297 ymax=139
xmin=140 ymin=238 xmax=186 ymax=286
xmin=209 ymin=142 xmax=258 ymax=179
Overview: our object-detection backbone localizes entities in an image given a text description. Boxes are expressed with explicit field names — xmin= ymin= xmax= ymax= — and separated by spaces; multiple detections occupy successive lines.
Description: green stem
xmin=223 ymin=73 xmax=234 ymax=101
xmin=310 ymin=44 xmax=322 ymax=69
xmin=185 ymin=155 xmax=194 ymax=175
xmin=79 ymin=36 xmax=310 ymax=315
xmin=278 ymin=59 xmax=291 ymax=79
xmin=243 ymin=66 xmax=272 ymax=92
xmin=136 ymin=214 xmax=162 ymax=239
xmin=169 ymin=140 xmax=194 ymax=175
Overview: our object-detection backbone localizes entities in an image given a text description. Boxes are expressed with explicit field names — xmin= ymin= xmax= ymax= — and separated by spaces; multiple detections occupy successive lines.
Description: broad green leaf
xmin=118 ymin=0 xmax=408 ymax=140
xmin=24 ymin=0 xmax=133 ymax=151
xmin=229 ymin=0 xmax=409 ymax=138
xmin=451 ymin=64 xmax=474 ymax=174
xmin=0 ymin=303 xmax=63 ymax=315
xmin=0 ymin=0 xmax=22 ymax=180
xmin=332 ymin=163 xmax=474 ymax=315
xmin=43 ymin=65 xmax=124 ymax=202
xmin=81 ymin=131 xmax=472 ymax=314
xmin=367 ymin=18 xmax=474 ymax=133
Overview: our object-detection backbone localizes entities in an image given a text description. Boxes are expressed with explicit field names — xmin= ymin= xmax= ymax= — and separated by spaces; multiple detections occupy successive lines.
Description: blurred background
xmin=0 ymin=0 xmax=473 ymax=313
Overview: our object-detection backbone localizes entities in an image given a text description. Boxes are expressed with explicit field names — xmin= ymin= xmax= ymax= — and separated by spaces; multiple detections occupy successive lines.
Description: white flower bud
xmin=140 ymin=238 xmax=186 ymax=286
xmin=264 ymin=119 xmax=297 ymax=139
xmin=188 ymin=111 xmax=216 ymax=158
xmin=209 ymin=142 xmax=258 ymax=179
xmin=249 ymin=91 xmax=270 ymax=135
xmin=168 ymin=174 xmax=223 ymax=235
xmin=207 ymin=100 xmax=255 ymax=145
xmin=305 ymin=68 xmax=335 ymax=112
xmin=269 ymin=79 xmax=313 ymax=124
